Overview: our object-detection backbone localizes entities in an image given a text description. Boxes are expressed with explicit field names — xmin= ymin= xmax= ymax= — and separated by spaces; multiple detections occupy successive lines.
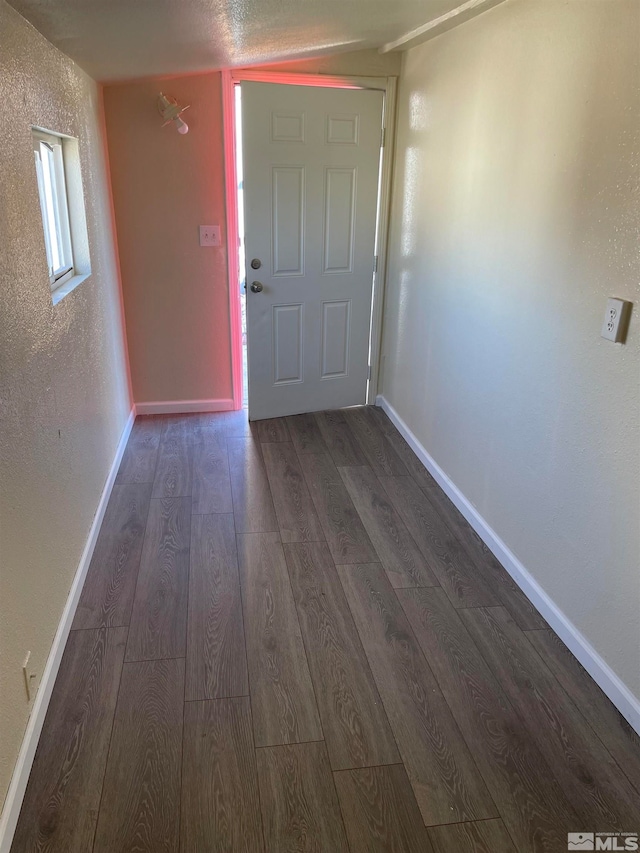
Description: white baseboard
xmin=135 ymin=398 xmax=235 ymax=415
xmin=0 ymin=407 xmax=136 ymax=853
xmin=376 ymin=394 xmax=640 ymax=735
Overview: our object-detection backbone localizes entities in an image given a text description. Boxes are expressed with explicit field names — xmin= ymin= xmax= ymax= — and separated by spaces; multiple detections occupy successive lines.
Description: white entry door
xmin=241 ymin=81 xmax=384 ymax=420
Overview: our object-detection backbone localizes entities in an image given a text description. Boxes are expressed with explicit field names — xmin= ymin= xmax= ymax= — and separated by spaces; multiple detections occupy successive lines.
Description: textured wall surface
xmin=382 ymin=0 xmax=640 ymax=696
xmin=103 ymin=50 xmax=399 ymax=408
xmin=0 ymin=0 xmax=130 ymax=806
xmin=259 ymin=47 xmax=401 ymax=77
xmin=4 ymin=0 xmax=436 ymax=81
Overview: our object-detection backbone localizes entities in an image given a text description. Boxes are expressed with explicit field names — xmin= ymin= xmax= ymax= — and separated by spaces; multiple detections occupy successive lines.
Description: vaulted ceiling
xmin=8 ymin=0 xmax=476 ymax=81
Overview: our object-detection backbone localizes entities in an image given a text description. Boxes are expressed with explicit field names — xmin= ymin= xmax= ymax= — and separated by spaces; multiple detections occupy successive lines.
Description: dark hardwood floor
xmin=12 ymin=406 xmax=640 ymax=852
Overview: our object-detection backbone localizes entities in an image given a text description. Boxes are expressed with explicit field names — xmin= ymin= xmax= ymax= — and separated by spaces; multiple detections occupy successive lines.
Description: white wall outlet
xmin=601 ymin=297 xmax=632 ymax=343
xmin=23 ymin=651 xmax=37 ymax=701
xmin=199 ymin=225 xmax=221 ymax=247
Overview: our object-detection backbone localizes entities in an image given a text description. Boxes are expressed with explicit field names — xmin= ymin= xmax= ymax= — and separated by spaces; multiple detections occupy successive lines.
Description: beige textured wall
xmin=382 ymin=0 xmax=640 ymax=697
xmin=0 ymin=1 xmax=131 ymax=807
xmin=103 ymin=73 xmax=233 ymax=406
xmin=260 ymin=47 xmax=401 ymax=77
xmin=103 ymin=50 xmax=399 ymax=407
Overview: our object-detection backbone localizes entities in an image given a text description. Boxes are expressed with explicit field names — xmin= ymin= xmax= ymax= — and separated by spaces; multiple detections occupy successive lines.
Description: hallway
xmin=12 ymin=406 xmax=640 ymax=852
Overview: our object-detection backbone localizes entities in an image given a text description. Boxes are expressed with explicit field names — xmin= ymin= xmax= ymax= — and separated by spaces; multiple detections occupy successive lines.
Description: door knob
xmin=250 ymin=258 xmax=262 ymax=269
xmin=250 ymin=281 xmax=264 ymax=293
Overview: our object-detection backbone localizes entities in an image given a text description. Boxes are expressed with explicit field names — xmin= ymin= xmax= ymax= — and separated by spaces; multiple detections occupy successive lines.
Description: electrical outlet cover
xmin=601 ymin=297 xmax=631 ymax=343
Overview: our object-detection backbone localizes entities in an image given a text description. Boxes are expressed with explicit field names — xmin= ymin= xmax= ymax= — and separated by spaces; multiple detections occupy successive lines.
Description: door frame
xmin=221 ymin=68 xmax=397 ymax=411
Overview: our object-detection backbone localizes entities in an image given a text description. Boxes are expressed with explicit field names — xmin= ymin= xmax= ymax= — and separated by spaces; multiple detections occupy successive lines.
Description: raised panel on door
xmin=273 ymin=303 xmax=303 ymax=385
xmin=323 ymin=168 xmax=356 ymax=274
xmin=271 ymin=111 xmax=306 ymax=143
xmin=326 ymin=114 xmax=359 ymax=145
xmin=242 ymin=81 xmax=383 ymax=420
xmin=321 ymin=301 xmax=351 ymax=380
xmin=272 ymin=167 xmax=305 ymax=276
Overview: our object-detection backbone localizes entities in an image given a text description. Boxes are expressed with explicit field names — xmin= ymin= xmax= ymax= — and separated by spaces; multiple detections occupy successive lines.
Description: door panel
xmin=273 ymin=303 xmax=303 ymax=385
xmin=272 ymin=167 xmax=305 ymax=276
xmin=323 ymin=167 xmax=356 ymax=273
xmin=321 ymin=300 xmax=351 ymax=379
xmin=242 ymin=81 xmax=383 ymax=420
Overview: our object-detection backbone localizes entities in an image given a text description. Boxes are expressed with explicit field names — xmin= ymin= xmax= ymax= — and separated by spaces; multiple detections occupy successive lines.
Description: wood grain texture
xmin=93 ymin=658 xmax=184 ymax=853
xmin=237 ymin=532 xmax=323 ymax=746
xmin=315 ymin=409 xmax=368 ymax=467
xmin=477 ymin=554 xmax=547 ymax=631
xmin=186 ymin=513 xmax=248 ymax=700
xmin=160 ymin=413 xmax=203 ymax=439
xmin=20 ymin=406 xmax=640 ymax=853
xmin=220 ymin=408 xmax=254 ymax=437
xmin=156 ymin=414 xmax=186 ymax=435
xmin=431 ymin=504 xmax=545 ymax=631
xmin=284 ymin=541 xmax=399 ymax=770
xmin=152 ymin=431 xmax=193 ymax=499
xmin=116 ymin=416 xmax=161 ymax=484
xmin=286 ymin=412 xmax=328 ymax=454
xmin=379 ymin=475 xmax=498 ymax=608
xmin=126 ymin=496 xmax=190 ymax=662
xmin=343 ymin=407 xmax=408 ymax=476
xmin=334 ymin=764 xmax=433 ymax=853
xmin=192 ymin=429 xmax=233 ymax=514
xmin=339 ymin=466 xmax=438 ymax=588
xmin=189 ymin=412 xmax=230 ymax=435
xmin=397 ymin=586 xmax=579 ymax=851
xmin=366 ymin=405 xmax=397 ymax=437
xmin=227 ymin=436 xmax=279 ymax=534
xmin=428 ymin=819 xmax=516 ymax=853
xmin=73 ymin=483 xmax=151 ymax=629
xmin=181 ymin=697 xmax=264 ymax=853
xmin=256 ymin=741 xmax=349 ymax=853
xmin=368 ymin=408 xmax=435 ymax=488
xmin=526 ymin=627 xmax=640 ymax=794
xmin=371 ymin=407 xmax=545 ymax=629
xmin=337 ymin=563 xmax=495 ymax=826
xmin=461 ymin=606 xmax=640 ymax=829
xmin=11 ymin=628 xmax=127 ymax=853
xmin=300 ymin=452 xmax=378 ymax=564
xmin=261 ymin=442 xmax=324 ymax=543
xmin=256 ymin=417 xmax=291 ymax=443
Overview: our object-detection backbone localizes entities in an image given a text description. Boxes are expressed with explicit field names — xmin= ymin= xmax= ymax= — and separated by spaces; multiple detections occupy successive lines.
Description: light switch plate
xmin=199 ymin=225 xmax=221 ymax=247
xmin=601 ymin=297 xmax=632 ymax=343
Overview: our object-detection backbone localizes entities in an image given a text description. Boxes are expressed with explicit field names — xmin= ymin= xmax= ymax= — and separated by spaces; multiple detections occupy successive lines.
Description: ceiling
xmin=8 ymin=0 xmax=468 ymax=82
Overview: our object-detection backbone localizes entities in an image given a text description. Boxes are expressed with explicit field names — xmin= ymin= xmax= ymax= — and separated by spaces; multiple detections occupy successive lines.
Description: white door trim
xmin=221 ymin=68 xmax=397 ymax=409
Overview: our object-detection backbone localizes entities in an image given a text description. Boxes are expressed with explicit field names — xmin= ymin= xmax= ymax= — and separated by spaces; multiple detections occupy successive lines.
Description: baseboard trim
xmin=376 ymin=394 xmax=640 ymax=735
xmin=135 ymin=398 xmax=235 ymax=415
xmin=0 ymin=407 xmax=136 ymax=853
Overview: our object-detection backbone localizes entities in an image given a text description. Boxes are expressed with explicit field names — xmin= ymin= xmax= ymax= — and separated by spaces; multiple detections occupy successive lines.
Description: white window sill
xmin=51 ymin=272 xmax=91 ymax=305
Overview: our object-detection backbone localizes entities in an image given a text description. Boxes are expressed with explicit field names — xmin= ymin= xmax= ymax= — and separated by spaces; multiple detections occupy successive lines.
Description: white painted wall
xmin=381 ymin=0 xmax=640 ymax=697
xmin=0 ymin=0 xmax=130 ymax=806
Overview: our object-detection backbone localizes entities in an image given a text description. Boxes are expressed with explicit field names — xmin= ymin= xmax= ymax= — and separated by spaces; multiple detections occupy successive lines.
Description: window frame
xmin=32 ymin=129 xmax=75 ymax=289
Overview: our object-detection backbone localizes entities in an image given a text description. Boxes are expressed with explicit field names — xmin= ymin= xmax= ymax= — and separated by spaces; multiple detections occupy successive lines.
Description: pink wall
xmin=103 ymin=73 xmax=233 ymax=406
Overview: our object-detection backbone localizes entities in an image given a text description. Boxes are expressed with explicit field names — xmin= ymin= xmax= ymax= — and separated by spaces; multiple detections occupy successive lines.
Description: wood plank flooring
xmin=12 ymin=406 xmax=640 ymax=853
xmin=181 ymin=697 xmax=263 ymax=853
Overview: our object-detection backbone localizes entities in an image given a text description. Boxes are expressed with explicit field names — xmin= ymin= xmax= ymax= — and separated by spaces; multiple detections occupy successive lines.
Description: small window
xmin=32 ymin=129 xmax=75 ymax=289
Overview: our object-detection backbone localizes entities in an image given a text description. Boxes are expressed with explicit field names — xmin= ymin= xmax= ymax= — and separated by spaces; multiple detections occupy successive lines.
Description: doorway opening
xmin=234 ymin=84 xmax=248 ymax=409
xmin=222 ymin=70 xmax=397 ymax=416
